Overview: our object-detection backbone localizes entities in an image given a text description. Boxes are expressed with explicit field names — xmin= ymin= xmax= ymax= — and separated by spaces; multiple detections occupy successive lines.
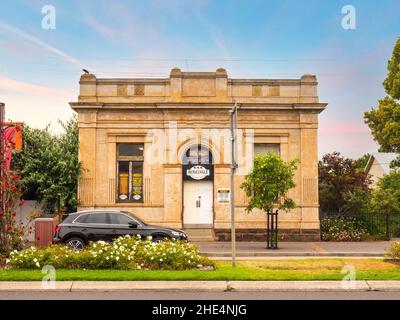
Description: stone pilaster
xmin=163 ymin=164 xmax=183 ymax=228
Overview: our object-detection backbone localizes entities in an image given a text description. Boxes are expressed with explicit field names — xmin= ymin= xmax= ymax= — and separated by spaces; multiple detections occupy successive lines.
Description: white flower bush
xmin=7 ymin=235 xmax=213 ymax=270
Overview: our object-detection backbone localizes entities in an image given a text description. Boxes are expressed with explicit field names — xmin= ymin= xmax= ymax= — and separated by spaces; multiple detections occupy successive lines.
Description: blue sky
xmin=1 ymin=0 xmax=400 ymax=158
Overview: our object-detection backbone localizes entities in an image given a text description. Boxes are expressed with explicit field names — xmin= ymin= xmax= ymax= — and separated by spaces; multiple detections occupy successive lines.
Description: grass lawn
xmin=1 ymin=259 xmax=400 ymax=281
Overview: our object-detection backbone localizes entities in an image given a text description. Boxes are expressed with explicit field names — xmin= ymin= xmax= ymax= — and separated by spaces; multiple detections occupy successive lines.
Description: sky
xmin=1 ymin=0 xmax=399 ymax=159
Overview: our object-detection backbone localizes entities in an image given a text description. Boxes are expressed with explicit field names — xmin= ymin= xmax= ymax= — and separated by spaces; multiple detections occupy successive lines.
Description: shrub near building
xmin=370 ymin=170 xmax=400 ymax=215
xmin=6 ymin=235 xmax=213 ymax=271
xmin=320 ymin=217 xmax=368 ymax=241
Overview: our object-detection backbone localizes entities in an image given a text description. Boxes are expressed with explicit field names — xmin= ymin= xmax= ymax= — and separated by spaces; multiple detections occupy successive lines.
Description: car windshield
xmin=121 ymin=211 xmax=147 ymax=226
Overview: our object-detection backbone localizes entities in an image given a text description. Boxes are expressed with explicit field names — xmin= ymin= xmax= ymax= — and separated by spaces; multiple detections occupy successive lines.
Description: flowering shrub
xmin=6 ymin=235 xmax=213 ymax=270
xmin=321 ymin=217 xmax=368 ymax=241
xmin=0 ymin=169 xmax=29 ymax=260
xmin=386 ymin=242 xmax=400 ymax=260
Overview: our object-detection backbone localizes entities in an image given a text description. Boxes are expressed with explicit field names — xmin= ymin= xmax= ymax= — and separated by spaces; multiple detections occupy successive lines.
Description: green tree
xmin=318 ymin=152 xmax=371 ymax=213
xmin=364 ymin=96 xmax=400 ymax=153
xmin=365 ymin=37 xmax=400 ymax=168
xmin=13 ymin=116 xmax=82 ymax=215
xmin=240 ymin=152 xmax=298 ymax=214
xmin=354 ymin=153 xmax=371 ymax=171
xmin=377 ymin=169 xmax=400 ymax=190
xmin=383 ymin=37 xmax=400 ymax=100
xmin=343 ymin=188 xmax=371 ymax=215
xmin=370 ymin=170 xmax=400 ymax=214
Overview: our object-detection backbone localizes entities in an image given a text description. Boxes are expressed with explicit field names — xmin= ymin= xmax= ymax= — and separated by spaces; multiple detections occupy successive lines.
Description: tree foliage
xmin=318 ymin=152 xmax=371 ymax=213
xmin=13 ymin=116 xmax=82 ymax=215
xmin=383 ymin=37 xmax=400 ymax=100
xmin=364 ymin=96 xmax=400 ymax=153
xmin=354 ymin=153 xmax=371 ymax=170
xmin=370 ymin=170 xmax=400 ymax=214
xmin=365 ymin=37 xmax=400 ymax=167
xmin=240 ymin=152 xmax=298 ymax=213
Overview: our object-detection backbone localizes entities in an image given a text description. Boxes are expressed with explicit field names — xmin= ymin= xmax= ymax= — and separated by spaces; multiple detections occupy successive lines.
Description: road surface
xmin=1 ymin=289 xmax=400 ymax=300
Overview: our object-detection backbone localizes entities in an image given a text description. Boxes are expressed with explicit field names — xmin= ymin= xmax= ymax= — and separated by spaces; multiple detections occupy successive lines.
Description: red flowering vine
xmin=1 ymin=124 xmax=28 ymax=258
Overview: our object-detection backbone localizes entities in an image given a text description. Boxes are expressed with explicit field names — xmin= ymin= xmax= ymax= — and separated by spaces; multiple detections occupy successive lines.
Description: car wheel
xmin=66 ymin=237 xmax=86 ymax=251
xmin=152 ymin=236 xmax=168 ymax=243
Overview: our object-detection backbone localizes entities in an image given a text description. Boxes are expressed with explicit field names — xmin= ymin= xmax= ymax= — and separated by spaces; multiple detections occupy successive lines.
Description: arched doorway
xmin=182 ymin=145 xmax=214 ymax=227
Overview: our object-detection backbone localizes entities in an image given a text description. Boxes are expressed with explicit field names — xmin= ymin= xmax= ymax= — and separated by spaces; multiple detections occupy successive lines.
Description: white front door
xmin=183 ymin=180 xmax=213 ymax=226
xmin=183 ymin=181 xmax=199 ymax=225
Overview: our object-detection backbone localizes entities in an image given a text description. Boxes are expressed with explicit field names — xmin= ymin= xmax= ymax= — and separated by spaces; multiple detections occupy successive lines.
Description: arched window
xmin=182 ymin=145 xmax=213 ymax=165
xmin=182 ymin=145 xmax=214 ymax=181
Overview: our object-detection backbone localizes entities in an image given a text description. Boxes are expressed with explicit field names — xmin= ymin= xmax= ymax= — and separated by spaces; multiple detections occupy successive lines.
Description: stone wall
xmin=214 ymin=228 xmax=321 ymax=242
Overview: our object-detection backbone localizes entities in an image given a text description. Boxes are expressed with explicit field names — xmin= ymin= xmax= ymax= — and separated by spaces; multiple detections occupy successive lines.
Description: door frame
xmin=180 ymin=143 xmax=215 ymax=229
xmin=182 ymin=179 xmax=214 ymax=229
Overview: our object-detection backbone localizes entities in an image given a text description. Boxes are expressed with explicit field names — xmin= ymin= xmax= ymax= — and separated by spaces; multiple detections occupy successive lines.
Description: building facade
xmin=70 ymin=68 xmax=327 ymax=241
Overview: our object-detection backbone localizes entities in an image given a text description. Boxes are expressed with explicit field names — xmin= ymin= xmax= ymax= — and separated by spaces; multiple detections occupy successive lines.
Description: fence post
xmin=267 ymin=211 xmax=270 ymax=248
xmin=385 ymin=213 xmax=390 ymax=241
xmin=274 ymin=210 xmax=278 ymax=248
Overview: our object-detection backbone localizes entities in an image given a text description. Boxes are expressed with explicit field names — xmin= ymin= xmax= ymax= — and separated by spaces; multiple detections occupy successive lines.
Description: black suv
xmin=53 ymin=210 xmax=188 ymax=250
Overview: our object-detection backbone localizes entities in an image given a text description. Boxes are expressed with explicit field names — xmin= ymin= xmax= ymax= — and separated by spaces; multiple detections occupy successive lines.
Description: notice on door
xmin=217 ymin=189 xmax=230 ymax=203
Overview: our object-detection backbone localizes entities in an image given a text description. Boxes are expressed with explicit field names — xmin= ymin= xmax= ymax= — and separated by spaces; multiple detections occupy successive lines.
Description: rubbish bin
xmin=34 ymin=216 xmax=59 ymax=247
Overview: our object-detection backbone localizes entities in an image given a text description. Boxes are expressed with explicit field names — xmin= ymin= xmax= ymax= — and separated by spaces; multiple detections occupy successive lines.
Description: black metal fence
xmin=320 ymin=211 xmax=400 ymax=240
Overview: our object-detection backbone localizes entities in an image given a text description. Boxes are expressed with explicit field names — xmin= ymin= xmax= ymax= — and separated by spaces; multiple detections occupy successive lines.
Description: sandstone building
xmin=70 ymin=68 xmax=327 ymax=241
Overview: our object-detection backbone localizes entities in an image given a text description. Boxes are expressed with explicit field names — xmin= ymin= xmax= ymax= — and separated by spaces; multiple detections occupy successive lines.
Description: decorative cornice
xmin=69 ymin=102 xmax=328 ymax=110
xmin=70 ymin=101 xmax=327 ymax=112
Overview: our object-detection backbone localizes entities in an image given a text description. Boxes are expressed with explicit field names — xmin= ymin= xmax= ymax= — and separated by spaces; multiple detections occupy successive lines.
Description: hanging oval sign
xmin=186 ymin=165 xmax=210 ymax=180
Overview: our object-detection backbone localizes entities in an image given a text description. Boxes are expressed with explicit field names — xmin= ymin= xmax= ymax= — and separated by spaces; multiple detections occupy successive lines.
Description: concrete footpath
xmin=2 ymin=281 xmax=400 ymax=292
xmin=195 ymin=240 xmax=399 ymax=258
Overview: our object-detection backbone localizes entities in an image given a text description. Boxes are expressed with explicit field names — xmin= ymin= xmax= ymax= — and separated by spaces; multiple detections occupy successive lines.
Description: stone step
xmin=183 ymin=228 xmax=215 ymax=242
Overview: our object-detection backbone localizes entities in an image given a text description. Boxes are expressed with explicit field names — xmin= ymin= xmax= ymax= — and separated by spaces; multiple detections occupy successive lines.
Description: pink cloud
xmin=0 ymin=42 xmax=42 ymax=59
xmin=319 ymin=122 xmax=371 ymax=135
xmin=0 ymin=75 xmax=73 ymax=96
xmin=318 ymin=132 xmax=379 ymax=159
